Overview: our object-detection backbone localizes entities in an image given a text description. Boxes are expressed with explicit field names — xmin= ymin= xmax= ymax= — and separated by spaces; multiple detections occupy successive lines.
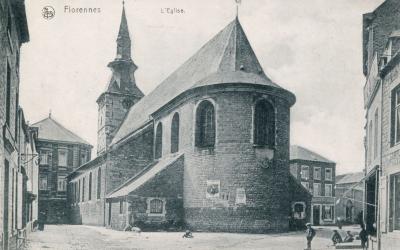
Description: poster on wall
xmin=235 ymin=188 xmax=246 ymax=205
xmin=206 ymin=180 xmax=220 ymax=199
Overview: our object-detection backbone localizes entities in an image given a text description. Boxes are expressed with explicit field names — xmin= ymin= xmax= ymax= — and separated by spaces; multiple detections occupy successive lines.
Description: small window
xmin=313 ymin=183 xmax=321 ymax=196
xmin=58 ymin=149 xmax=68 ymax=167
xmin=253 ymin=100 xmax=275 ymax=147
xmin=301 ymin=165 xmax=309 ymax=180
xmin=325 ymin=184 xmax=332 ymax=197
xmin=314 ymin=167 xmax=321 ymax=180
xmin=293 ymin=202 xmax=306 ymax=219
xmin=195 ymin=101 xmax=215 ymax=147
xmin=171 ymin=113 xmax=180 ymax=153
xmin=97 ymin=168 xmax=101 ymax=199
xmin=325 ymin=168 xmax=332 ymax=181
xmin=119 ymin=200 xmax=124 ymax=214
xmin=82 ymin=177 xmax=85 ymax=202
xmin=40 ymin=151 xmax=50 ymax=165
xmin=89 ymin=172 xmax=92 ymax=201
xmin=155 ymin=123 xmax=163 ymax=159
xmin=39 ymin=176 xmax=48 ymax=190
xmin=57 ymin=176 xmax=67 ymax=192
xmin=149 ymin=199 xmax=163 ymax=214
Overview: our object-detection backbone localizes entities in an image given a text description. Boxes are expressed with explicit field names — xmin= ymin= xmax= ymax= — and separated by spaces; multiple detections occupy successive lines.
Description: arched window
xmin=254 ymin=100 xmax=275 ymax=147
xmin=97 ymin=167 xmax=101 ymax=199
xmin=149 ymin=199 xmax=163 ymax=214
xmin=171 ymin=113 xmax=180 ymax=153
xmin=155 ymin=123 xmax=163 ymax=159
xmin=195 ymin=101 xmax=215 ymax=147
xmin=88 ymin=172 xmax=92 ymax=200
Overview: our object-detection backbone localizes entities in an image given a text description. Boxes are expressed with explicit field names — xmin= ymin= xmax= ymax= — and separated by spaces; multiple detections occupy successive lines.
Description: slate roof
xmin=336 ymin=172 xmax=364 ymax=185
xmin=32 ymin=116 xmax=91 ymax=146
xmin=111 ymin=17 xmax=294 ymax=145
xmin=290 ymin=145 xmax=334 ymax=163
xmin=107 ymin=153 xmax=183 ymax=198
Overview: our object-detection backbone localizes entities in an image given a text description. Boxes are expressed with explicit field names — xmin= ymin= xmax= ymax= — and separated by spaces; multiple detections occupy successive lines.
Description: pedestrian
xmin=38 ymin=210 xmax=47 ymax=231
xmin=359 ymin=224 xmax=368 ymax=249
xmin=343 ymin=230 xmax=354 ymax=243
xmin=182 ymin=230 xmax=193 ymax=238
xmin=331 ymin=229 xmax=343 ymax=245
xmin=304 ymin=223 xmax=316 ymax=250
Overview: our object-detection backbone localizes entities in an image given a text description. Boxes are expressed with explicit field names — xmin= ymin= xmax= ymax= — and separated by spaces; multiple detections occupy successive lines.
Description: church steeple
xmin=96 ymin=2 xmax=144 ymax=155
xmin=116 ymin=3 xmax=131 ymax=60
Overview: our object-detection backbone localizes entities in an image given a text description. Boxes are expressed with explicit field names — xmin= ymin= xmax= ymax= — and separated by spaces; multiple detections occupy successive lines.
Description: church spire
xmin=116 ymin=2 xmax=131 ymax=60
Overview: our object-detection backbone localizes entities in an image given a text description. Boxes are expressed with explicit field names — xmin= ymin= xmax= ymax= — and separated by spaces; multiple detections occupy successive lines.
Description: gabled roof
xmin=111 ymin=17 xmax=294 ymax=145
xmin=290 ymin=145 xmax=334 ymax=164
xmin=107 ymin=153 xmax=183 ymax=199
xmin=32 ymin=116 xmax=91 ymax=146
xmin=336 ymin=172 xmax=364 ymax=185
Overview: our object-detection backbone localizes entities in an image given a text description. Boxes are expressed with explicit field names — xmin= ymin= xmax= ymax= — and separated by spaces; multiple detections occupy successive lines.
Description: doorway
xmin=313 ymin=205 xmax=320 ymax=226
xmin=108 ymin=202 xmax=112 ymax=226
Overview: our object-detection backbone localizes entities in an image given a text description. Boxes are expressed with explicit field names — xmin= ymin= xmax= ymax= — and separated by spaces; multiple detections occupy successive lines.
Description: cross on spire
xmin=235 ymin=0 xmax=241 ymax=18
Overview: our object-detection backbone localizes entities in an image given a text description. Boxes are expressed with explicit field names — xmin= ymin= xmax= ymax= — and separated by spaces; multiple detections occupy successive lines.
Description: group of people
xmin=305 ymin=223 xmax=369 ymax=250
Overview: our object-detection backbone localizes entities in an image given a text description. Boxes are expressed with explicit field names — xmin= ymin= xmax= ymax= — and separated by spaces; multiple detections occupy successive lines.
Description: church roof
xmin=107 ymin=153 xmax=183 ymax=198
xmin=32 ymin=116 xmax=91 ymax=146
xmin=111 ymin=17 xmax=294 ymax=145
xmin=290 ymin=145 xmax=334 ymax=164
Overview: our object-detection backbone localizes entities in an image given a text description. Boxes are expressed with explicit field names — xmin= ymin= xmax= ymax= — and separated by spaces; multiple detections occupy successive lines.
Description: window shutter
xmin=67 ymin=148 xmax=74 ymax=167
xmin=380 ymin=175 xmax=387 ymax=233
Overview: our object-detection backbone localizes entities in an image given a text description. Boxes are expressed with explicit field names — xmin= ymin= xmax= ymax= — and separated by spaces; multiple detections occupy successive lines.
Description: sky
xmin=20 ymin=0 xmax=385 ymax=174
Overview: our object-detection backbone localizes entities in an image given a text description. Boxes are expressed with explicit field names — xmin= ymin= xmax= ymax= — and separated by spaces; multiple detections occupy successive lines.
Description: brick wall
xmin=153 ymin=87 xmax=294 ymax=233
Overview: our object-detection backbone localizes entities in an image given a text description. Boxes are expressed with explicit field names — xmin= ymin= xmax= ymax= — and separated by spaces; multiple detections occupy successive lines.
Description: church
xmin=67 ymin=4 xmax=311 ymax=233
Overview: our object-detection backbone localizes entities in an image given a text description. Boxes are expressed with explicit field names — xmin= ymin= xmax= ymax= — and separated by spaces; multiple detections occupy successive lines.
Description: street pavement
xmin=25 ymin=224 xmax=341 ymax=250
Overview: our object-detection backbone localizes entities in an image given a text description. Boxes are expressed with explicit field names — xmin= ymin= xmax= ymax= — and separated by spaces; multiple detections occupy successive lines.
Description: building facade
xmin=68 ymin=5 xmax=311 ymax=233
xmin=290 ymin=145 xmax=336 ymax=226
xmin=335 ymin=172 xmax=364 ymax=224
xmin=363 ymin=1 xmax=400 ymax=249
xmin=32 ymin=115 xmax=92 ymax=224
xmin=0 ymin=0 xmax=31 ymax=249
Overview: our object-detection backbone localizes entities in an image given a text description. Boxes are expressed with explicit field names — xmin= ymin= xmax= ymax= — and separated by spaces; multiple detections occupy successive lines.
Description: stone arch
xmin=195 ymin=100 xmax=215 ymax=147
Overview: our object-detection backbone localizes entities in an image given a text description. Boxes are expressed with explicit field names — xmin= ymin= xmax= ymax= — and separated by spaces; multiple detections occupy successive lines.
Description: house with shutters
xmin=67 ymin=4 xmax=311 ymax=233
xmin=32 ymin=114 xmax=92 ymax=224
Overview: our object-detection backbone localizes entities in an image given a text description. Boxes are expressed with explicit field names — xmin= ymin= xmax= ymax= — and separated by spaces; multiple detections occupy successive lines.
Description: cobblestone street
xmin=25 ymin=225 xmax=338 ymax=250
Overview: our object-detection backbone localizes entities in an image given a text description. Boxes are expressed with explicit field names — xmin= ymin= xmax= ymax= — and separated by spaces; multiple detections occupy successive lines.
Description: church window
xmin=89 ymin=172 xmax=92 ymax=201
xmin=149 ymin=199 xmax=163 ymax=214
xmin=195 ymin=100 xmax=215 ymax=147
xmin=171 ymin=113 xmax=180 ymax=153
xmin=155 ymin=123 xmax=163 ymax=159
xmin=119 ymin=200 xmax=124 ymax=214
xmin=253 ymin=100 xmax=275 ymax=147
xmin=97 ymin=168 xmax=101 ymax=199
xmin=82 ymin=177 xmax=85 ymax=202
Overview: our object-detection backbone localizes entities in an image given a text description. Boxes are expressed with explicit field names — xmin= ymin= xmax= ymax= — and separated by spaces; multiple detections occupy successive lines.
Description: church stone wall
xmin=154 ymin=87 xmax=292 ymax=233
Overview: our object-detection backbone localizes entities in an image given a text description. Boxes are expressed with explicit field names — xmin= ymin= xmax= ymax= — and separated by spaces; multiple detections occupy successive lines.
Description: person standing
xmin=305 ymin=223 xmax=316 ymax=250
xmin=359 ymin=224 xmax=368 ymax=250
